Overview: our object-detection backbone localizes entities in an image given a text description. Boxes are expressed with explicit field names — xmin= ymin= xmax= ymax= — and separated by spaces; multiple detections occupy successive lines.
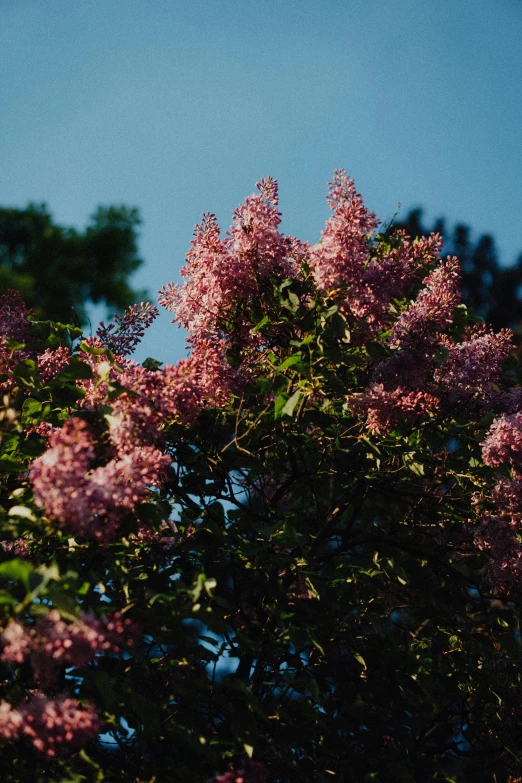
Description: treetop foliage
xmin=0 ymin=172 xmax=521 ymax=781
xmin=0 ymin=204 xmax=146 ymax=325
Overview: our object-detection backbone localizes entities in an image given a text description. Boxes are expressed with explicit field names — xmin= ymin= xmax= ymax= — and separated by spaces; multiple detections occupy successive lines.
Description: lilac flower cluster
xmin=309 ymin=170 xmax=379 ymax=292
xmin=210 ymin=760 xmax=267 ymax=783
xmin=1 ymin=609 xmax=138 ymax=686
xmin=475 ymin=415 xmax=522 ymax=590
xmin=435 ymin=325 xmax=515 ymax=413
xmin=30 ymin=418 xmax=170 ymax=541
xmin=349 ymin=383 xmax=439 ymax=435
xmin=389 ymin=258 xmax=461 ymax=350
xmin=0 ymin=693 xmax=100 ymax=757
xmin=0 ymin=290 xmax=31 ymax=392
xmin=159 ymin=178 xmax=307 ymax=344
xmin=481 ymin=413 xmax=522 ymax=467
xmin=37 ymin=346 xmax=71 ymax=383
xmin=96 ymin=302 xmax=159 ymax=356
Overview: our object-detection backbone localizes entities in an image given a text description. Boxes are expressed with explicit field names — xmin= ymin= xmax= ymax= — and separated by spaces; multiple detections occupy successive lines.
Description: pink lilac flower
xmin=0 ymin=290 xmax=31 ymax=391
xmin=20 ymin=693 xmax=101 ymax=757
xmin=26 ymin=421 xmax=57 ymax=442
xmin=30 ymin=418 xmax=170 ymax=541
xmin=349 ymin=383 xmax=439 ymax=435
xmin=0 ymin=700 xmax=23 ymax=741
xmin=210 ymin=760 xmax=267 ymax=783
xmin=343 ymin=232 xmax=444 ymax=330
xmin=434 ymin=325 xmax=514 ymax=414
xmin=1 ymin=620 xmax=32 ymax=664
xmin=390 ymin=257 xmax=461 ymax=350
xmin=37 ymin=346 xmax=71 ymax=382
xmin=159 ymin=212 xmax=235 ymax=338
xmin=491 ymin=476 xmax=522 ymax=519
xmin=0 ymin=693 xmax=101 ymax=756
xmin=474 ymin=478 xmax=522 ymax=591
xmin=31 ymin=610 xmax=138 ymax=686
xmin=0 ymin=537 xmax=30 ymax=557
xmin=2 ymin=610 xmax=139 ymax=687
xmin=80 ymin=336 xmax=234 ymax=452
xmin=96 ymin=302 xmax=159 ymax=357
xmin=0 ymin=290 xmax=30 ymax=344
xmin=132 ymin=518 xmax=179 ymax=549
xmin=229 ymin=176 xmax=302 ymax=279
xmin=481 ymin=413 xmax=522 ymax=467
xmin=309 ymin=170 xmax=379 ymax=292
xmin=159 ymin=180 xmax=305 ymax=343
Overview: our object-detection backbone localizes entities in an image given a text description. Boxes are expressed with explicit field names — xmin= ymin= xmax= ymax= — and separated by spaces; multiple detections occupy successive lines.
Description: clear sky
xmin=1 ymin=0 xmax=521 ymax=363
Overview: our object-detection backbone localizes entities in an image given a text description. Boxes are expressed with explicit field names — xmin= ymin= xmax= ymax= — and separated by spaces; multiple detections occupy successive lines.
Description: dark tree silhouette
xmin=0 ymin=204 xmax=146 ymax=325
xmin=394 ymin=209 xmax=522 ymax=340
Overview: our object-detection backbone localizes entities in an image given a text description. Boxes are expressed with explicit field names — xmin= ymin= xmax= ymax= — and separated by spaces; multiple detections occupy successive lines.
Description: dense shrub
xmin=0 ymin=173 xmax=521 ymax=781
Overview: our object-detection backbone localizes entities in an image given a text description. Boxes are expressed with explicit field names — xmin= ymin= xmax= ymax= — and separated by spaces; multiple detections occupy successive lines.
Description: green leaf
xmin=407 ymin=461 xmax=424 ymax=476
xmin=403 ymin=452 xmax=425 ymax=475
xmin=0 ymin=457 xmax=25 ymax=474
xmin=311 ymin=638 xmax=325 ymax=656
xmin=274 ymin=394 xmax=289 ymax=419
xmin=394 ymin=566 xmax=409 ymax=585
xmin=252 ymin=315 xmax=270 ymax=334
xmin=354 ymin=652 xmax=367 ymax=669
xmin=282 ymin=290 xmax=300 ymax=312
xmin=0 ymin=558 xmax=34 ymax=588
xmin=282 ymin=390 xmax=301 ymax=417
xmin=79 ymin=341 xmax=110 ymax=356
xmin=22 ymin=398 xmax=43 ymax=419
xmin=323 ymin=304 xmax=338 ymax=318
xmin=6 ymin=337 xmax=26 ymax=351
xmin=54 ymin=356 xmax=93 ymax=382
xmin=365 ymin=342 xmax=389 ymax=361
xmin=277 ymin=353 xmax=302 ymax=371
xmin=433 ymin=346 xmax=450 ymax=366
xmin=13 ymin=359 xmax=37 ymax=387
xmin=143 ymin=357 xmax=163 ymax=371
xmin=8 ymin=505 xmax=36 ymax=522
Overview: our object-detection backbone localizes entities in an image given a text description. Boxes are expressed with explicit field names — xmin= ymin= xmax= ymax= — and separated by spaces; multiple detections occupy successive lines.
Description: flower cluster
xmin=3 ymin=171 xmax=522 ymax=777
xmin=1 ymin=609 xmax=138 ymax=686
xmin=435 ymin=325 xmax=515 ymax=414
xmin=159 ymin=179 xmax=307 ymax=344
xmin=96 ymin=302 xmax=159 ymax=356
xmin=0 ymin=693 xmax=100 ymax=757
xmin=309 ymin=170 xmax=379 ymax=292
xmin=474 ymin=477 xmax=522 ymax=591
xmin=0 ymin=290 xmax=31 ymax=391
xmin=344 ymin=232 xmax=443 ymax=330
xmin=37 ymin=346 xmax=71 ymax=382
xmin=349 ymin=383 xmax=439 ymax=435
xmin=481 ymin=413 xmax=522 ymax=467
xmin=390 ymin=257 xmax=461 ymax=350
xmin=0 ymin=289 xmax=29 ymax=344
xmin=30 ymin=418 xmax=170 ymax=541
xmin=474 ymin=413 xmax=522 ymax=590
xmin=210 ymin=761 xmax=267 ymax=783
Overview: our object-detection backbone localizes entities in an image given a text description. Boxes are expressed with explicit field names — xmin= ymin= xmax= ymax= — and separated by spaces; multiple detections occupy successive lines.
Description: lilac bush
xmin=0 ymin=172 xmax=520 ymax=780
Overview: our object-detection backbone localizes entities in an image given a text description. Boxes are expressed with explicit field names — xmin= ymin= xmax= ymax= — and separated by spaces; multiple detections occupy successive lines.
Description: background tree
xmin=395 ymin=208 xmax=522 ymax=340
xmin=0 ymin=204 xmax=146 ymax=325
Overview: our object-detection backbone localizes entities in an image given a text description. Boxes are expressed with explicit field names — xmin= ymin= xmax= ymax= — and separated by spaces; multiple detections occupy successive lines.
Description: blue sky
xmin=1 ymin=0 xmax=521 ymax=363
